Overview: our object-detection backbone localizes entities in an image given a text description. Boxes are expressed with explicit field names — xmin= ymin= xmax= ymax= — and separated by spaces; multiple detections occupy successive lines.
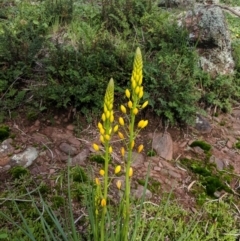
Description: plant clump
xmin=190 ymin=140 xmax=211 ymax=152
xmin=0 ymin=125 xmax=10 ymax=142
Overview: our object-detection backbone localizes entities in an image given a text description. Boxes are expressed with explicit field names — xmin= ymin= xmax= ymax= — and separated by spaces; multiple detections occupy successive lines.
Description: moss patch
xmin=0 ymin=125 xmax=10 ymax=142
xmin=190 ymin=140 xmax=211 ymax=152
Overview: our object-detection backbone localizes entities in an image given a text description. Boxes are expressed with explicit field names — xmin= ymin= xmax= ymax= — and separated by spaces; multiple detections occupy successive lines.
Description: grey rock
xmin=152 ymin=133 xmax=173 ymax=160
xmin=209 ymin=155 xmax=225 ymax=170
xmin=59 ymin=142 xmax=78 ymax=156
xmin=183 ymin=5 xmax=234 ymax=75
xmin=132 ymin=185 xmax=152 ymax=200
xmin=195 ymin=115 xmax=212 ymax=133
xmin=158 ymin=0 xmax=195 ymax=8
xmin=0 ymin=139 xmax=14 ymax=157
xmin=10 ymin=147 xmax=39 ymax=168
xmin=71 ymin=149 xmax=90 ymax=166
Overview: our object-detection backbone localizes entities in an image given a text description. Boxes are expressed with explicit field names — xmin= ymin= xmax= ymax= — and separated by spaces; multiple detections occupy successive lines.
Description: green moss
xmin=235 ymin=141 xmax=240 ymax=149
xmin=71 ymin=166 xmax=88 ymax=182
xmin=147 ymin=150 xmax=156 ymax=157
xmin=89 ymin=154 xmax=105 ymax=164
xmin=51 ymin=196 xmax=65 ymax=208
xmin=190 ymin=140 xmax=211 ymax=152
xmin=0 ymin=125 xmax=10 ymax=141
xmin=9 ymin=166 xmax=29 ymax=179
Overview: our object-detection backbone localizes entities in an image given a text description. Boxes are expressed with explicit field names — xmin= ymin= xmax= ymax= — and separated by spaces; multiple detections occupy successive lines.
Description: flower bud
xmin=128 ymin=101 xmax=133 ymax=109
xmin=101 ymin=198 xmax=106 ymax=207
xmin=129 ymin=167 xmax=133 ymax=177
xmin=99 ymin=127 xmax=105 ymax=135
xmin=130 ymin=140 xmax=135 ymax=149
xmin=100 ymin=135 xmax=105 ymax=144
xmin=109 ymin=146 xmax=113 ymax=153
xmin=119 ymin=117 xmax=124 ymax=126
xmin=110 ymin=114 xmax=114 ymax=123
xmin=98 ymin=122 xmax=103 ymax=130
xmin=141 ymin=101 xmax=148 ymax=109
xmin=142 ymin=120 xmax=148 ymax=128
xmin=102 ymin=113 xmax=106 ymax=122
xmin=121 ymin=147 xmax=125 ymax=157
xmin=115 ymin=165 xmax=121 ymax=174
xmin=99 ymin=169 xmax=105 ymax=176
xmin=139 ymin=90 xmax=143 ymax=99
xmin=133 ymin=108 xmax=138 ymax=115
xmin=93 ymin=143 xmax=100 ymax=151
xmin=95 ymin=178 xmax=100 ymax=185
xmin=118 ymin=132 xmax=124 ymax=139
xmin=120 ymin=105 xmax=127 ymax=114
xmin=116 ymin=180 xmax=122 ymax=190
xmin=104 ymin=134 xmax=110 ymax=141
xmin=113 ymin=125 xmax=119 ymax=132
xmin=106 ymin=110 xmax=110 ymax=119
xmin=138 ymin=144 xmax=144 ymax=153
xmin=137 ymin=120 xmax=145 ymax=129
xmin=135 ymin=86 xmax=140 ymax=95
xmin=125 ymin=89 xmax=130 ymax=99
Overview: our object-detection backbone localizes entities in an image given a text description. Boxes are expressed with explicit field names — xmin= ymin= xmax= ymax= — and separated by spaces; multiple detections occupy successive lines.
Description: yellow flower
xmin=102 ymin=113 xmax=106 ymax=122
xmin=115 ymin=165 xmax=121 ymax=174
xmin=138 ymin=144 xmax=144 ymax=153
xmin=125 ymin=89 xmax=130 ymax=99
xmin=128 ymin=101 xmax=133 ymax=109
xmin=137 ymin=120 xmax=145 ymax=128
xmin=100 ymin=135 xmax=105 ymax=144
xmin=95 ymin=178 xmax=100 ymax=185
xmin=138 ymin=89 xmax=144 ymax=99
xmin=121 ymin=147 xmax=125 ymax=157
xmin=116 ymin=180 xmax=122 ymax=190
xmin=99 ymin=127 xmax=105 ymax=135
xmin=120 ymin=105 xmax=127 ymax=114
xmin=142 ymin=120 xmax=148 ymax=128
xmin=133 ymin=108 xmax=138 ymax=115
xmin=109 ymin=146 xmax=113 ymax=153
xmin=99 ymin=169 xmax=105 ymax=176
xmin=135 ymin=86 xmax=140 ymax=95
xmin=129 ymin=167 xmax=133 ymax=177
xmin=101 ymin=198 xmax=106 ymax=207
xmin=110 ymin=114 xmax=114 ymax=123
xmin=119 ymin=117 xmax=124 ymax=126
xmin=105 ymin=110 xmax=110 ymax=119
xmin=113 ymin=125 xmax=119 ymax=132
xmin=132 ymin=80 xmax=136 ymax=89
xmin=130 ymin=140 xmax=135 ymax=149
xmin=98 ymin=122 xmax=103 ymax=130
xmin=118 ymin=131 xmax=124 ymax=139
xmin=141 ymin=101 xmax=148 ymax=109
xmin=93 ymin=143 xmax=100 ymax=151
xmin=104 ymin=134 xmax=110 ymax=141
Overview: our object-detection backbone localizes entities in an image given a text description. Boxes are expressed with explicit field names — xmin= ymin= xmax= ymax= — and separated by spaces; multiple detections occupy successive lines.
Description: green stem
xmin=123 ymin=112 xmax=135 ymax=241
xmin=101 ymin=141 xmax=109 ymax=241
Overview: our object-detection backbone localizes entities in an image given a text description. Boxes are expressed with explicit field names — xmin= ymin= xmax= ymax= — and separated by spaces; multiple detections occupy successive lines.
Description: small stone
xmin=195 ymin=115 xmax=212 ymax=134
xmin=209 ymin=155 xmax=225 ymax=171
xmin=132 ymin=185 xmax=152 ymax=200
xmin=72 ymin=149 xmax=90 ymax=166
xmin=168 ymin=170 xmax=181 ymax=179
xmin=66 ymin=124 xmax=75 ymax=131
xmin=59 ymin=143 xmax=78 ymax=156
xmin=49 ymin=169 xmax=55 ymax=174
xmin=153 ymin=166 xmax=161 ymax=171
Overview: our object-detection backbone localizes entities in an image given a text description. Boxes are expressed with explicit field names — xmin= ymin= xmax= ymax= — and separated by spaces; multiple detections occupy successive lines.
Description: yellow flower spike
xmin=99 ymin=169 xmax=105 ymax=176
xmin=141 ymin=101 xmax=148 ymax=109
xmin=121 ymin=147 xmax=125 ymax=157
xmin=113 ymin=125 xmax=119 ymax=132
xmin=130 ymin=140 xmax=135 ymax=149
xmin=109 ymin=146 xmax=113 ymax=153
xmin=104 ymin=78 xmax=114 ymax=112
xmin=104 ymin=134 xmax=110 ymax=141
xmin=118 ymin=131 xmax=124 ymax=139
xmin=115 ymin=165 xmax=121 ymax=174
xmin=101 ymin=198 xmax=106 ymax=207
xmin=137 ymin=120 xmax=145 ymax=128
xmin=100 ymin=135 xmax=105 ymax=144
xmin=93 ymin=143 xmax=100 ymax=151
xmin=120 ymin=105 xmax=127 ymax=114
xmin=119 ymin=117 xmax=124 ymax=126
xmin=125 ymin=89 xmax=130 ymax=99
xmin=133 ymin=108 xmax=138 ymax=115
xmin=132 ymin=80 xmax=136 ymax=89
xmin=138 ymin=144 xmax=144 ymax=153
xmin=95 ymin=178 xmax=100 ymax=185
xmin=128 ymin=101 xmax=133 ymax=109
xmin=129 ymin=167 xmax=133 ymax=177
xmin=102 ymin=113 xmax=106 ymax=122
xmin=116 ymin=180 xmax=122 ymax=190
xmin=98 ymin=122 xmax=103 ymax=130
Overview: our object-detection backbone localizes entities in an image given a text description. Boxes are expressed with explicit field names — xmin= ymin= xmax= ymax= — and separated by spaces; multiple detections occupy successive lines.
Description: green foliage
xmin=9 ymin=166 xmax=29 ymax=179
xmin=190 ymin=140 xmax=211 ymax=152
xmin=0 ymin=125 xmax=10 ymax=141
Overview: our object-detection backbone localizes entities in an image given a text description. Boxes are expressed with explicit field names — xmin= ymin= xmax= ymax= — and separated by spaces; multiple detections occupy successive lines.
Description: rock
xmin=66 ymin=124 xmax=75 ymax=131
xmin=183 ymin=5 xmax=234 ymax=76
xmin=0 ymin=139 xmax=14 ymax=157
xmin=209 ymin=155 xmax=225 ymax=170
xmin=132 ymin=185 xmax=152 ymax=200
xmin=10 ymin=147 xmax=39 ymax=168
xmin=128 ymin=152 xmax=145 ymax=168
xmin=195 ymin=115 xmax=212 ymax=133
xmin=59 ymin=142 xmax=78 ymax=156
xmin=71 ymin=149 xmax=90 ymax=166
xmin=152 ymin=133 xmax=173 ymax=160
